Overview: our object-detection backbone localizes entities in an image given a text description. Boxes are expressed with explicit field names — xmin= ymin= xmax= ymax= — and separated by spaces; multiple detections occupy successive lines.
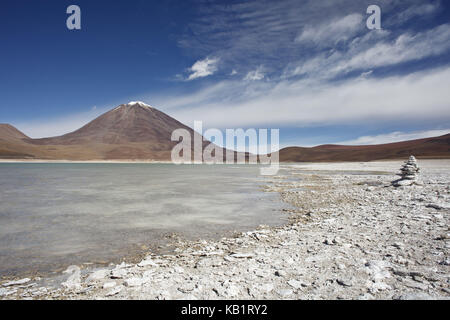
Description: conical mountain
xmin=34 ymin=101 xmax=193 ymax=147
xmin=18 ymin=101 xmax=205 ymax=160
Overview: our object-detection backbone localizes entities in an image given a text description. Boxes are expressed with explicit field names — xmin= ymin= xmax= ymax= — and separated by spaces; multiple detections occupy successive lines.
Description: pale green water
xmin=0 ymin=163 xmax=286 ymax=277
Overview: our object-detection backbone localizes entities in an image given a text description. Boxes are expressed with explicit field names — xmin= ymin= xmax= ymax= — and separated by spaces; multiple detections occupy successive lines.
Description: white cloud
xmin=187 ymin=57 xmax=219 ymax=80
xmin=283 ymin=23 xmax=450 ymax=81
xmin=163 ymin=66 xmax=450 ymax=128
xmin=177 ymin=0 xmax=447 ymax=81
xmin=244 ymin=66 xmax=265 ymax=81
xmin=360 ymin=70 xmax=373 ymax=78
xmin=393 ymin=1 xmax=441 ymax=26
xmin=333 ymin=24 xmax=450 ymax=75
xmin=295 ymin=13 xmax=363 ymax=47
xmin=337 ymin=129 xmax=450 ymax=145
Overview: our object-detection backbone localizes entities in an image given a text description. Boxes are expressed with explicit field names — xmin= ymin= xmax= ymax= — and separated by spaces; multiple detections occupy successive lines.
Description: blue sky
xmin=1 ymin=0 xmax=449 ymax=147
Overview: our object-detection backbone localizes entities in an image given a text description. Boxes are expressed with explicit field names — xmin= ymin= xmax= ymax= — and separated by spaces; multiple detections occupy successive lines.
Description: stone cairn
xmin=392 ymin=155 xmax=420 ymax=187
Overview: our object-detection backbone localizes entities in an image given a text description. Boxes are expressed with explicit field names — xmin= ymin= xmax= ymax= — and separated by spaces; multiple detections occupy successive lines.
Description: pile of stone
xmin=393 ymin=155 xmax=420 ymax=187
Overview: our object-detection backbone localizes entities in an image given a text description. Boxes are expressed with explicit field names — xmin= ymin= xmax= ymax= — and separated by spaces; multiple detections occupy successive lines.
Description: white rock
xmin=124 ymin=277 xmax=143 ymax=287
xmin=173 ymin=266 xmax=184 ymax=273
xmin=2 ymin=278 xmax=31 ymax=287
xmin=230 ymin=253 xmax=254 ymax=259
xmin=365 ymin=260 xmax=391 ymax=282
xmin=287 ymin=279 xmax=303 ymax=290
xmin=105 ymin=285 xmax=123 ymax=297
xmin=86 ymin=269 xmax=110 ymax=283
xmin=103 ymin=281 xmax=117 ymax=289
xmin=138 ymin=258 xmax=158 ymax=267
xmin=367 ymin=280 xmax=392 ymax=293
xmin=259 ymin=283 xmax=274 ymax=293
xmin=110 ymin=268 xmax=128 ymax=279
xmin=225 ymin=285 xmax=240 ymax=297
xmin=1 ymin=287 xmax=19 ymax=297
xmin=62 ymin=266 xmax=81 ymax=290
xmin=276 ymin=288 xmax=293 ymax=297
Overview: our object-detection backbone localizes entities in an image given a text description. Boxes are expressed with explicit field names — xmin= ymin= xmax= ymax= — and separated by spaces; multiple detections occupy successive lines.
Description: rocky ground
xmin=1 ymin=160 xmax=449 ymax=300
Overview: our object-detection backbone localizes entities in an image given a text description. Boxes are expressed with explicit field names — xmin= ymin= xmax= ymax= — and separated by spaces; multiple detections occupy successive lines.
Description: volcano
xmin=0 ymin=102 xmax=205 ymax=160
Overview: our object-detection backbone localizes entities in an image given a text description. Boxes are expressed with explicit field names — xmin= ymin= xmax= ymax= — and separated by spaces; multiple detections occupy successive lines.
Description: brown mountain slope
xmin=0 ymin=124 xmax=37 ymax=158
xmin=0 ymin=124 xmax=30 ymax=141
xmin=0 ymin=102 xmax=217 ymax=160
xmin=31 ymin=102 xmax=192 ymax=147
xmin=279 ymin=134 xmax=450 ymax=162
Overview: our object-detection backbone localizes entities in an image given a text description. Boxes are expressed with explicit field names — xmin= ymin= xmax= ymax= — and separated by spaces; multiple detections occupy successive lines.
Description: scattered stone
xmin=105 ymin=285 xmax=123 ymax=297
xmin=287 ymin=280 xmax=303 ymax=290
xmin=229 ymin=253 xmax=254 ymax=259
xmin=439 ymin=258 xmax=450 ymax=266
xmin=0 ymin=288 xmax=18 ymax=297
xmin=61 ymin=266 xmax=81 ymax=290
xmin=358 ymin=293 xmax=375 ymax=300
xmin=2 ymin=278 xmax=31 ymax=287
xmin=397 ymin=293 xmax=436 ymax=300
xmin=259 ymin=283 xmax=274 ymax=293
xmin=138 ymin=258 xmax=158 ymax=267
xmin=103 ymin=281 xmax=117 ymax=289
xmin=224 ymin=285 xmax=240 ymax=297
xmin=124 ymin=277 xmax=143 ymax=287
xmin=365 ymin=260 xmax=391 ymax=282
xmin=336 ymin=278 xmax=353 ymax=287
xmin=426 ymin=204 xmax=442 ymax=210
xmin=86 ymin=269 xmax=110 ymax=283
xmin=275 ymin=270 xmax=287 ymax=277
xmin=276 ymin=289 xmax=293 ymax=297
xmin=110 ymin=268 xmax=128 ymax=279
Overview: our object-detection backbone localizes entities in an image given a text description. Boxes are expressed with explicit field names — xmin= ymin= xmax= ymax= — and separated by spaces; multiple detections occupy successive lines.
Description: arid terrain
xmin=279 ymin=134 xmax=450 ymax=162
xmin=1 ymin=160 xmax=448 ymax=300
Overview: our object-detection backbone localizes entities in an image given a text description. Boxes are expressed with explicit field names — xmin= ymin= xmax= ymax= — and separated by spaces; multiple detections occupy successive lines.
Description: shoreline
xmin=1 ymin=160 xmax=449 ymax=300
xmin=1 ymin=158 xmax=449 ymax=163
xmin=0 ymin=159 xmax=174 ymax=164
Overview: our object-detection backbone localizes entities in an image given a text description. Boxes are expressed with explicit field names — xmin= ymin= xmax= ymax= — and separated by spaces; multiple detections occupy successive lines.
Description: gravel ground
xmin=1 ymin=160 xmax=449 ymax=300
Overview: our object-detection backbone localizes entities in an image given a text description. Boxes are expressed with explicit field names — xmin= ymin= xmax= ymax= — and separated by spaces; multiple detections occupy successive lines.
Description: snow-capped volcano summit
xmin=126 ymin=101 xmax=152 ymax=108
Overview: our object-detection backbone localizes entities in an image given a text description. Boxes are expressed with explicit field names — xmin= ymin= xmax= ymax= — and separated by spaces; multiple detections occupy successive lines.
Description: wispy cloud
xmin=389 ymin=1 xmax=441 ymax=27
xmin=337 ymin=129 xmax=450 ymax=145
xmin=244 ymin=66 xmax=265 ymax=81
xmin=186 ymin=57 xmax=219 ymax=80
xmin=160 ymin=66 xmax=450 ymax=129
xmin=332 ymin=24 xmax=450 ymax=75
xmin=295 ymin=13 xmax=363 ymax=48
xmin=284 ymin=23 xmax=450 ymax=81
xmin=177 ymin=0 xmax=445 ymax=81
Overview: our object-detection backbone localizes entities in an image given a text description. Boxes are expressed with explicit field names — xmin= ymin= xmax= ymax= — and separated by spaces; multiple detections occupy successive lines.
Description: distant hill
xmin=279 ymin=134 xmax=450 ymax=162
xmin=0 ymin=124 xmax=30 ymax=140
xmin=0 ymin=103 xmax=449 ymax=161
xmin=0 ymin=123 xmax=37 ymax=159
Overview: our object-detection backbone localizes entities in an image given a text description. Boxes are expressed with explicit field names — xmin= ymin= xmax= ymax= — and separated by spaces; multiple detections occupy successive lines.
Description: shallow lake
xmin=0 ymin=163 xmax=286 ymax=277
